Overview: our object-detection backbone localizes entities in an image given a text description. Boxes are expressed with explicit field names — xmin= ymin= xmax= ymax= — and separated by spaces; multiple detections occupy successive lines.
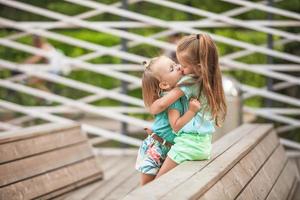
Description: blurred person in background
xmin=24 ymin=35 xmax=71 ymax=92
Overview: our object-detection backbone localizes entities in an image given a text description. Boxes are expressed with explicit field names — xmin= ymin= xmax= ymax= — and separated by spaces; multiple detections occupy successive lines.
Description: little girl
xmin=150 ymin=34 xmax=227 ymax=178
xmin=135 ymin=56 xmax=201 ymax=185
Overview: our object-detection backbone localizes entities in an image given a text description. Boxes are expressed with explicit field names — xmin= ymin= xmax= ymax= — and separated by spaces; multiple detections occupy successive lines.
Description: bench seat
xmin=124 ymin=124 xmax=300 ymax=200
xmin=0 ymin=123 xmax=103 ymax=200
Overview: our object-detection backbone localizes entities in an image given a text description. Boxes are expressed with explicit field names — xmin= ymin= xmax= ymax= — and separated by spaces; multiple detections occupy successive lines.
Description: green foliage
xmin=46 ymin=1 xmax=90 ymax=16
xmin=1 ymin=0 xmax=299 ymax=138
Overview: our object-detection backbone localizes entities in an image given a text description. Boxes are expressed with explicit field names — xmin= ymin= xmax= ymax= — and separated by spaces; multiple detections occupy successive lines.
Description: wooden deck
xmin=290 ymin=157 xmax=300 ymax=200
xmin=50 ymin=156 xmax=300 ymax=200
xmin=55 ymin=155 xmax=139 ymax=200
xmin=57 ymin=124 xmax=300 ymax=200
xmin=0 ymin=123 xmax=104 ymax=200
xmin=2 ymin=123 xmax=300 ymax=200
xmin=56 ymin=156 xmax=300 ymax=200
xmin=124 ymin=124 xmax=300 ymax=200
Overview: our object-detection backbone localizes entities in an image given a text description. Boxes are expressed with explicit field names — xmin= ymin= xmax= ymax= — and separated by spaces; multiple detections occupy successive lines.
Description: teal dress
xmin=151 ymin=92 xmax=184 ymax=143
xmin=135 ymin=93 xmax=184 ymax=175
xmin=167 ymin=75 xmax=215 ymax=164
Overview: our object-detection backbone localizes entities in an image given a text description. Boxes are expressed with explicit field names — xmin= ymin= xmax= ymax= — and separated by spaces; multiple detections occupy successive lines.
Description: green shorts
xmin=168 ymin=133 xmax=212 ymax=164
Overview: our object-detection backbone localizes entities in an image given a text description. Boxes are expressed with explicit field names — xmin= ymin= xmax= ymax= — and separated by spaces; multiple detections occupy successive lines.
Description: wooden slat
xmin=103 ymin=173 xmax=139 ymax=200
xmin=0 ymin=123 xmax=79 ymax=144
xmin=290 ymin=181 xmax=300 ymax=200
xmin=294 ymin=157 xmax=300 ymax=177
xmin=60 ymin=156 xmax=122 ymax=200
xmin=0 ymin=126 xmax=85 ymax=164
xmin=0 ymin=158 xmax=102 ymax=200
xmin=199 ymin=130 xmax=279 ymax=200
xmin=124 ymin=124 xmax=262 ymax=200
xmin=162 ymin=124 xmax=272 ymax=200
xmin=63 ymin=156 xmax=135 ymax=200
xmin=266 ymin=160 xmax=299 ymax=200
xmin=86 ymin=170 xmax=137 ymax=200
xmin=287 ymin=159 xmax=300 ymax=200
xmin=236 ymin=145 xmax=287 ymax=200
xmin=97 ymin=156 xmax=124 ymax=172
xmin=85 ymin=157 xmax=137 ymax=200
xmin=0 ymin=142 xmax=93 ymax=186
xmin=38 ymin=172 xmax=103 ymax=200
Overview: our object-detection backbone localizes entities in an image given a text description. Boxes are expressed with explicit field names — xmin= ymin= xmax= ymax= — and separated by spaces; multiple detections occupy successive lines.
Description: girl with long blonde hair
xmin=150 ymin=34 xmax=227 ymax=178
xmin=135 ymin=56 xmax=201 ymax=185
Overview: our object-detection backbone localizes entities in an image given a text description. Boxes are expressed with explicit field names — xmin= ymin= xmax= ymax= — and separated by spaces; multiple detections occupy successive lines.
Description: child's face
xmin=177 ymin=51 xmax=195 ymax=75
xmin=152 ymin=56 xmax=183 ymax=90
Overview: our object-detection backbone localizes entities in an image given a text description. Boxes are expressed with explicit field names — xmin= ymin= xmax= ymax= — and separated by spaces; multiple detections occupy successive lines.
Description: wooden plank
xmin=62 ymin=156 xmax=135 ymax=200
xmin=59 ymin=156 xmax=122 ymax=200
xmin=85 ymin=156 xmax=137 ymax=200
xmin=199 ymin=130 xmax=279 ymax=200
xmin=290 ymin=181 xmax=300 ymax=200
xmin=86 ymin=170 xmax=137 ymax=200
xmin=0 ymin=158 xmax=102 ymax=200
xmin=52 ymin=176 xmax=102 ymax=200
xmin=123 ymin=124 xmax=262 ymax=200
xmin=287 ymin=159 xmax=300 ymax=200
xmin=0 ymin=142 xmax=94 ymax=186
xmin=266 ymin=160 xmax=299 ymax=200
xmin=37 ymin=172 xmax=103 ymax=200
xmin=0 ymin=123 xmax=80 ymax=144
xmin=0 ymin=127 xmax=85 ymax=164
xmin=236 ymin=145 xmax=287 ymax=200
xmin=294 ymin=157 xmax=300 ymax=177
xmin=103 ymin=173 xmax=139 ymax=200
xmin=161 ymin=125 xmax=272 ymax=200
xmin=97 ymin=156 xmax=124 ymax=172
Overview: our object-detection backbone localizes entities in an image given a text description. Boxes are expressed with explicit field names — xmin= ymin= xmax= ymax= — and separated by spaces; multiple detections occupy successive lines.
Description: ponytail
xmin=177 ymin=34 xmax=227 ymax=126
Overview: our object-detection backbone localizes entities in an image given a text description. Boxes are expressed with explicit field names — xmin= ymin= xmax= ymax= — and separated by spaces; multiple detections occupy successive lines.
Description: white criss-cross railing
xmin=0 ymin=0 xmax=299 ymax=153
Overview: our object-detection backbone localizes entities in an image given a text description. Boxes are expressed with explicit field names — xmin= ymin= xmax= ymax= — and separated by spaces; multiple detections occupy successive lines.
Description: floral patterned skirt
xmin=135 ymin=135 xmax=171 ymax=175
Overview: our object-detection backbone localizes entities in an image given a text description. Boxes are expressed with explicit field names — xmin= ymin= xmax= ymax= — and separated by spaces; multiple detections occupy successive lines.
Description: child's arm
xmin=168 ymin=98 xmax=201 ymax=133
xmin=149 ymin=88 xmax=184 ymax=115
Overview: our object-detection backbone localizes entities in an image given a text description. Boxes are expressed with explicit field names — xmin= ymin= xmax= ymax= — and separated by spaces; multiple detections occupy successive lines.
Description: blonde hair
xmin=176 ymin=34 xmax=227 ymax=127
xmin=141 ymin=57 xmax=161 ymax=108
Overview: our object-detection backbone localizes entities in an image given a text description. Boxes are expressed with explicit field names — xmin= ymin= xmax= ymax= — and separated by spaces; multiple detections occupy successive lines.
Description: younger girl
xmin=150 ymin=34 xmax=227 ymax=178
xmin=135 ymin=56 xmax=201 ymax=185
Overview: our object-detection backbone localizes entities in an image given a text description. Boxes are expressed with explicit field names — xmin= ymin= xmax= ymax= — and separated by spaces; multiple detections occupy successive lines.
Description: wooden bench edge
xmin=0 ymin=122 xmax=81 ymax=144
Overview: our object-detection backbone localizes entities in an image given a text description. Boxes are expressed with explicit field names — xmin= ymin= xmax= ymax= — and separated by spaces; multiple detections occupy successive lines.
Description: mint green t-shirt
xmin=177 ymin=75 xmax=215 ymax=135
xmin=152 ymin=93 xmax=184 ymax=143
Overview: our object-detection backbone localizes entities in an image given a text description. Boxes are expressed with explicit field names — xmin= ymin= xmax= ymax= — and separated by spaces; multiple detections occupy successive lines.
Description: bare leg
xmin=140 ymin=173 xmax=155 ymax=186
xmin=155 ymin=156 xmax=178 ymax=179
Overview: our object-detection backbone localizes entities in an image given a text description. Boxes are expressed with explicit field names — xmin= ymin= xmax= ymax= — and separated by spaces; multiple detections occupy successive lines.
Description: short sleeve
xmin=177 ymin=75 xmax=197 ymax=99
xmin=168 ymin=99 xmax=183 ymax=114
xmin=179 ymin=85 xmax=192 ymax=99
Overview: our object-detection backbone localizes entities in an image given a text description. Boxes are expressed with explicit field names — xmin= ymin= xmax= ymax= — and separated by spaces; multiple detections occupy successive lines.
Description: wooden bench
xmin=0 ymin=123 xmax=103 ymax=200
xmin=124 ymin=124 xmax=300 ymax=200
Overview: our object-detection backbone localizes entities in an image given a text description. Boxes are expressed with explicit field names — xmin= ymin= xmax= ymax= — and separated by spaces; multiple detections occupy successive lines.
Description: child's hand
xmin=144 ymin=127 xmax=152 ymax=135
xmin=189 ymin=98 xmax=201 ymax=113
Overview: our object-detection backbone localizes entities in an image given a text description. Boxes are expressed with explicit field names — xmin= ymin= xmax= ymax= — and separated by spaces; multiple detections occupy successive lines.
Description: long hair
xmin=141 ymin=57 xmax=161 ymax=108
xmin=176 ymin=34 xmax=227 ymax=127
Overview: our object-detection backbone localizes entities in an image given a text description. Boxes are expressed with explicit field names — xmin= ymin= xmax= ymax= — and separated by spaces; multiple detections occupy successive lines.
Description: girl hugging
xmin=135 ymin=55 xmax=201 ymax=185
xmin=135 ymin=33 xmax=227 ymax=186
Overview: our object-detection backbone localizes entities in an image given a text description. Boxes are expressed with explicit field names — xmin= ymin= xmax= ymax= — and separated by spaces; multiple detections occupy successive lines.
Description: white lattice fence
xmin=0 ymin=0 xmax=299 ymax=152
